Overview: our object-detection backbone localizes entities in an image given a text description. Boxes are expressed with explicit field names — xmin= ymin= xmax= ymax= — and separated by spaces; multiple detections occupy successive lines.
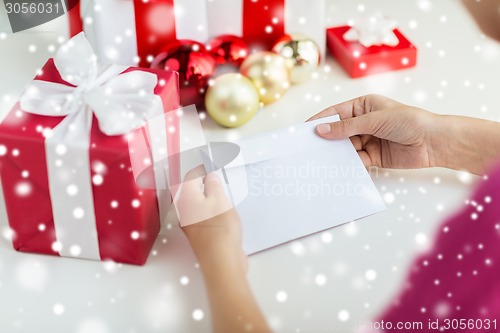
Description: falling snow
xmin=0 ymin=1 xmax=498 ymax=332
xmin=53 ymin=304 xmax=65 ymax=316
xmin=276 ymin=291 xmax=288 ymax=303
xmin=192 ymin=309 xmax=204 ymax=321
xmin=15 ymin=182 xmax=32 ymax=197
xmin=338 ymin=310 xmax=350 ymax=322
xmin=314 ymin=274 xmax=327 ymax=286
xmin=365 ymin=270 xmax=377 ymax=281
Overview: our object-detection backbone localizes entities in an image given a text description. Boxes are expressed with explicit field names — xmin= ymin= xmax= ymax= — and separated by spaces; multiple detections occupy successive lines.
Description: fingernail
xmin=316 ymin=123 xmax=331 ymax=134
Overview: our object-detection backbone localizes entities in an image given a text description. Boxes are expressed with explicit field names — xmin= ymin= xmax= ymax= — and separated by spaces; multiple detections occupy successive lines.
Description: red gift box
xmin=327 ymin=25 xmax=417 ymax=78
xmin=68 ymin=0 xmax=210 ymax=67
xmin=0 ymin=38 xmax=180 ymax=265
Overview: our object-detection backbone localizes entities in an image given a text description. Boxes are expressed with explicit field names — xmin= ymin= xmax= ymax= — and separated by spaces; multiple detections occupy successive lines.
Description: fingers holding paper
xmin=308 ymin=94 xmax=399 ymax=139
xmin=175 ymin=166 xmax=233 ymax=227
xmin=178 ymin=166 xmax=244 ymax=270
xmin=309 ymin=94 xmax=439 ymax=169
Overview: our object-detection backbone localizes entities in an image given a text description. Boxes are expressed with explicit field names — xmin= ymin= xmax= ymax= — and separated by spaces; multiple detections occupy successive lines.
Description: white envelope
xmin=202 ymin=115 xmax=386 ymax=255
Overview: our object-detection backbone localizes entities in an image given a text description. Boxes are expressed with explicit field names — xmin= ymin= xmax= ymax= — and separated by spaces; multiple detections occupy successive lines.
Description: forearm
xmin=198 ymin=252 xmax=272 ymax=333
xmin=431 ymin=115 xmax=500 ymax=174
xmin=179 ymin=169 xmax=268 ymax=332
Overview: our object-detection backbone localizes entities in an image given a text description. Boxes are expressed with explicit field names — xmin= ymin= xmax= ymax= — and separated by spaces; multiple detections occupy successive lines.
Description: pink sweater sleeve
xmin=376 ymin=163 xmax=500 ymax=332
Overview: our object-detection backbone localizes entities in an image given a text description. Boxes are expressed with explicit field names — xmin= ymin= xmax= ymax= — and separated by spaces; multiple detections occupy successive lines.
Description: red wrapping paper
xmin=0 ymin=60 xmax=180 ymax=265
xmin=67 ymin=0 xmax=82 ymax=37
xmin=132 ymin=0 xmax=177 ymax=68
xmin=327 ymin=25 xmax=417 ymax=78
xmin=242 ymin=0 xmax=286 ymax=51
xmin=67 ymin=0 xmax=178 ymax=68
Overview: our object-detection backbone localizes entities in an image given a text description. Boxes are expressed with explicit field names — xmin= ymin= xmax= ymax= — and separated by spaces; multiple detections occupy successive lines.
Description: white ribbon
xmin=19 ymin=32 xmax=165 ymax=260
xmin=343 ymin=12 xmax=399 ymax=48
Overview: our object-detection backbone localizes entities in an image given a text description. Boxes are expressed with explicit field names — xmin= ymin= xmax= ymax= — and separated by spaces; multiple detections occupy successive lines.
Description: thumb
xmin=204 ymin=172 xmax=226 ymax=198
xmin=315 ymin=113 xmax=377 ymax=139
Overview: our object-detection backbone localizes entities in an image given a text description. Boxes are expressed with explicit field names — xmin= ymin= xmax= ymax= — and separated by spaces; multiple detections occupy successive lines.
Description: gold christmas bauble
xmin=272 ymin=33 xmax=320 ymax=84
xmin=240 ymin=51 xmax=290 ymax=105
xmin=205 ymin=73 xmax=260 ymax=128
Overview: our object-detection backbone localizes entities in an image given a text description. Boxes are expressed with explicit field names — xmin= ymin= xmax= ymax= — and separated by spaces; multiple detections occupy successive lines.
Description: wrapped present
xmin=0 ymin=33 xmax=180 ymax=265
xmin=68 ymin=0 xmax=326 ymax=66
xmin=68 ymin=0 xmax=209 ymax=67
xmin=207 ymin=0 xmax=326 ymax=58
xmin=327 ymin=13 xmax=417 ymax=78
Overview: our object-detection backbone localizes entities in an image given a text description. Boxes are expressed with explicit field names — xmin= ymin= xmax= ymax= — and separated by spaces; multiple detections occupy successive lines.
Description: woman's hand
xmin=309 ymin=94 xmax=500 ymax=175
xmin=308 ymin=94 xmax=440 ymax=169
xmin=177 ymin=166 xmax=271 ymax=333
xmin=178 ymin=166 xmax=247 ymax=275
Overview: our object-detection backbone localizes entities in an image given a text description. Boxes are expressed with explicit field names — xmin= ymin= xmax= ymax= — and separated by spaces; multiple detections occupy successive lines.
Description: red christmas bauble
xmin=151 ymin=40 xmax=216 ymax=107
xmin=207 ymin=35 xmax=249 ymax=67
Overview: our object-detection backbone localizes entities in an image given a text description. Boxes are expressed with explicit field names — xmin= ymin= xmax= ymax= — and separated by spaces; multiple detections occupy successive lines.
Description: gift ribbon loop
xmin=343 ymin=12 xmax=399 ymax=48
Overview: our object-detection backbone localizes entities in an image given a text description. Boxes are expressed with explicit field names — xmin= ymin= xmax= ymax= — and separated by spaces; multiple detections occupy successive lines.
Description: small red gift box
xmin=0 ymin=34 xmax=180 ymax=265
xmin=327 ymin=25 xmax=417 ymax=78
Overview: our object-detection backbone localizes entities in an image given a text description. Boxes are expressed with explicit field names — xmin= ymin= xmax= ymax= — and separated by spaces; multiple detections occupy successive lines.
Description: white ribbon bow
xmin=343 ymin=12 xmax=399 ymax=48
xmin=20 ymin=32 xmax=162 ymax=137
xmin=18 ymin=32 xmax=164 ymax=260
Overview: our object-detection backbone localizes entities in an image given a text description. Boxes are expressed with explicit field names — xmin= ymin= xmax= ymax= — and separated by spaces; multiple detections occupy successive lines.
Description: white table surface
xmin=1 ymin=1 xmax=499 ymax=332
